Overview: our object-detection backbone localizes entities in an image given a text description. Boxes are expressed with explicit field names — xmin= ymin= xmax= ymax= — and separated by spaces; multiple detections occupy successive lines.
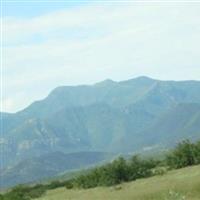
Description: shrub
xmin=127 ymin=155 xmax=157 ymax=181
xmin=47 ymin=181 xmax=65 ymax=190
xmin=65 ymin=180 xmax=74 ymax=189
xmin=73 ymin=156 xmax=157 ymax=189
xmin=1 ymin=184 xmax=47 ymax=200
xmin=166 ymin=140 xmax=199 ymax=169
xmin=194 ymin=140 xmax=200 ymax=164
xmin=26 ymin=184 xmax=46 ymax=198
xmin=0 ymin=195 xmax=3 ymax=200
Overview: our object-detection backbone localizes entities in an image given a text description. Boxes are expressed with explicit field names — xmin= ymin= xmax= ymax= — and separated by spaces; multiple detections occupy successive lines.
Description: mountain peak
xmin=120 ymin=76 xmax=156 ymax=85
xmin=134 ymin=76 xmax=155 ymax=81
xmin=94 ymin=79 xmax=116 ymax=87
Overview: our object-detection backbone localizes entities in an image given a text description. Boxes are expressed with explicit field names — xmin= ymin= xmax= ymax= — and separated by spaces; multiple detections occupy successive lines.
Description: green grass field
xmin=35 ymin=165 xmax=200 ymax=200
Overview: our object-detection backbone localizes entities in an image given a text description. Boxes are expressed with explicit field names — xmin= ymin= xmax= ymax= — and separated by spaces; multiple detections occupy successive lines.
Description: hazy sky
xmin=1 ymin=0 xmax=200 ymax=112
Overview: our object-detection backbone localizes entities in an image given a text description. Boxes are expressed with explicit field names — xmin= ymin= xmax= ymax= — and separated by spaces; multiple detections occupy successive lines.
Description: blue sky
xmin=2 ymin=1 xmax=92 ymax=17
xmin=1 ymin=0 xmax=200 ymax=112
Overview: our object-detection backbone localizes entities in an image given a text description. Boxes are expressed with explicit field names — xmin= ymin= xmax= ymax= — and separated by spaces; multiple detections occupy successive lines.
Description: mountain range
xmin=1 ymin=76 xmax=200 ymax=187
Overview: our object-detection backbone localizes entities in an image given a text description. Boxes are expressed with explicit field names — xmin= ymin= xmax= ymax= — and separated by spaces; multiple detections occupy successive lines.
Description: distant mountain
xmin=1 ymin=76 xmax=200 ymax=187
xmin=140 ymin=103 xmax=200 ymax=146
xmin=0 ymin=151 xmax=113 ymax=188
xmin=119 ymin=103 xmax=200 ymax=153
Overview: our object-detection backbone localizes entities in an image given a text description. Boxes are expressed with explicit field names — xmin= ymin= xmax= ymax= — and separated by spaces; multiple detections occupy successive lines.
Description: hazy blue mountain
xmin=1 ymin=76 xmax=200 ymax=187
xmin=0 ymin=151 xmax=113 ymax=188
xmin=140 ymin=103 xmax=200 ymax=147
xmin=18 ymin=76 xmax=157 ymax=118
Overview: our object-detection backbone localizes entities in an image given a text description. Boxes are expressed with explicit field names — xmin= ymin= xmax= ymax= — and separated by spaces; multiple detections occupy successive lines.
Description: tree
xmin=166 ymin=140 xmax=197 ymax=169
xmin=109 ymin=157 xmax=129 ymax=184
xmin=127 ymin=155 xmax=156 ymax=181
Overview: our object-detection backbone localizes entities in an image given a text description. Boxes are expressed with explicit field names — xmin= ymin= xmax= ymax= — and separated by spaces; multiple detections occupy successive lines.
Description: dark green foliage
xmin=1 ymin=184 xmax=47 ymax=200
xmin=46 ymin=181 xmax=65 ymax=190
xmin=73 ymin=156 xmax=157 ymax=189
xmin=46 ymin=180 xmax=76 ymax=190
xmin=127 ymin=156 xmax=157 ymax=181
xmin=0 ymin=179 xmax=75 ymax=199
xmin=110 ymin=157 xmax=129 ymax=184
xmin=166 ymin=140 xmax=200 ymax=169
xmin=65 ymin=180 xmax=74 ymax=189
xmin=194 ymin=141 xmax=200 ymax=164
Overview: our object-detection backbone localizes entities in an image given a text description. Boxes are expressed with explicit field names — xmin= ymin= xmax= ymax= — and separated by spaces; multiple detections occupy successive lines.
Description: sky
xmin=1 ymin=0 xmax=200 ymax=112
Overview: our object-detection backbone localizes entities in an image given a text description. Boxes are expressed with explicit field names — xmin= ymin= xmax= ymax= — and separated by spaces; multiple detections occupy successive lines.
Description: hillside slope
xmin=2 ymin=78 xmax=200 ymax=162
xmin=135 ymin=103 xmax=200 ymax=150
xmin=0 ymin=152 xmax=114 ymax=188
xmin=1 ymin=77 xmax=200 ymax=187
xmin=35 ymin=165 xmax=200 ymax=200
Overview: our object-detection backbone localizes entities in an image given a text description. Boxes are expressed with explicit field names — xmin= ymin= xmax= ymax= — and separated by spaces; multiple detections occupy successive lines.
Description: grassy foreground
xmin=35 ymin=165 xmax=200 ymax=200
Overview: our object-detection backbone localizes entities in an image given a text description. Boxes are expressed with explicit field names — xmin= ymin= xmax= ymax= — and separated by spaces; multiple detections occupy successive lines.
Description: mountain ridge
xmin=1 ymin=76 xmax=200 ymax=187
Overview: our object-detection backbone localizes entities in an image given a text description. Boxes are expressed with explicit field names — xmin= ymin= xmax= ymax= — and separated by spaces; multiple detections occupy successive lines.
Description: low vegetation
xmin=1 ymin=140 xmax=200 ymax=200
xmin=166 ymin=140 xmax=200 ymax=169
xmin=35 ymin=165 xmax=200 ymax=200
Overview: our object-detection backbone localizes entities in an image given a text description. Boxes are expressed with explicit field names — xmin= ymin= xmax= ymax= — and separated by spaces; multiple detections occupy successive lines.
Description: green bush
xmin=73 ymin=156 xmax=157 ymax=189
xmin=127 ymin=155 xmax=158 ymax=181
xmin=0 ymin=195 xmax=4 ymax=200
xmin=65 ymin=180 xmax=74 ymax=189
xmin=1 ymin=184 xmax=47 ymax=200
xmin=26 ymin=184 xmax=46 ymax=198
xmin=194 ymin=141 xmax=200 ymax=164
xmin=47 ymin=181 xmax=65 ymax=190
xmin=166 ymin=140 xmax=200 ymax=169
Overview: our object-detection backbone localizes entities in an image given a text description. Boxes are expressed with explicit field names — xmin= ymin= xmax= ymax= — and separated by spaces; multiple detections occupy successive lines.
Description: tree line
xmin=1 ymin=139 xmax=200 ymax=200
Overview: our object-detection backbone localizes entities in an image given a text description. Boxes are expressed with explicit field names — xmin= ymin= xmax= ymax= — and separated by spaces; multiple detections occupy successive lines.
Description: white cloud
xmin=1 ymin=98 xmax=15 ymax=112
xmin=2 ymin=3 xmax=200 ymax=112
